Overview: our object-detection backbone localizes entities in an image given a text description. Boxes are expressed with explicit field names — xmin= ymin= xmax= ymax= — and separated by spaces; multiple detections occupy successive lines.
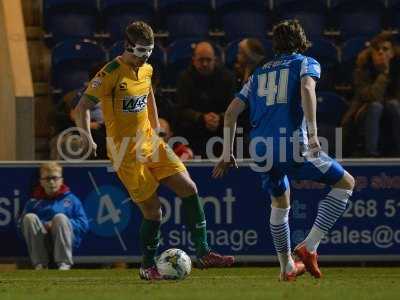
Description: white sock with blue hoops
xmin=304 ymin=188 xmax=352 ymax=252
xmin=270 ymin=207 xmax=295 ymax=273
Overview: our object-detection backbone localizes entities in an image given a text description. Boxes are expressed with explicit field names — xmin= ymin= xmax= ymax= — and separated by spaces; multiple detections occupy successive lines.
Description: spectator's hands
xmin=204 ymin=112 xmax=220 ymax=131
xmin=212 ymin=154 xmax=238 ymax=178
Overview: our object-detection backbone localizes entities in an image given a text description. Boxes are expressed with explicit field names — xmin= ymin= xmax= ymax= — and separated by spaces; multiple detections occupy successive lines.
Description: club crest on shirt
xmin=91 ymin=77 xmax=102 ymax=89
xmin=122 ymin=95 xmax=148 ymax=113
xmin=63 ymin=198 xmax=72 ymax=208
xmin=119 ymin=82 xmax=128 ymax=90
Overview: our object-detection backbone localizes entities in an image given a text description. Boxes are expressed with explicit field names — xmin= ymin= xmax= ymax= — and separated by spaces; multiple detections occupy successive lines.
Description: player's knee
xmin=52 ymin=213 xmax=69 ymax=226
xmin=178 ymin=179 xmax=198 ymax=197
xmin=334 ymin=172 xmax=355 ymax=191
xmin=23 ymin=213 xmax=38 ymax=224
xmin=185 ymin=180 xmax=198 ymax=195
xmin=143 ymin=207 xmax=162 ymax=221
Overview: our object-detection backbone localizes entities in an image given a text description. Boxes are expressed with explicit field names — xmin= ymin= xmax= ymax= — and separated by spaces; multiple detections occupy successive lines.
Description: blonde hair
xmin=40 ymin=162 xmax=62 ymax=176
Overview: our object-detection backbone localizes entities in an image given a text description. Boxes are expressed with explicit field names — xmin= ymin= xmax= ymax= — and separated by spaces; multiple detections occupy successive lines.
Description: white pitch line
xmin=88 ymin=171 xmax=101 ymax=195
xmin=114 ymin=226 xmax=127 ymax=251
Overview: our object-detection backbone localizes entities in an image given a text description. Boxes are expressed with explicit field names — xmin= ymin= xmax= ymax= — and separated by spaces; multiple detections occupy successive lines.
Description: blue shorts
xmin=259 ymin=152 xmax=345 ymax=197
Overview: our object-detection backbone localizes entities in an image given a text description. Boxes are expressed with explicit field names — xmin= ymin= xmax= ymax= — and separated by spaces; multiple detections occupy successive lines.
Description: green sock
xmin=139 ymin=219 xmax=161 ymax=268
xmin=181 ymin=194 xmax=210 ymax=257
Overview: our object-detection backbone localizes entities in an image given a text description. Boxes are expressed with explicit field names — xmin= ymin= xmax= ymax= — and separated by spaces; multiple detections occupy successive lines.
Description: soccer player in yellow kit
xmin=76 ymin=21 xmax=234 ymax=280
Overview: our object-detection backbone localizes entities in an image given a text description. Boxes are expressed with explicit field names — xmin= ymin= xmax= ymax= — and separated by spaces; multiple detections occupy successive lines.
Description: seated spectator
xmin=50 ymin=63 xmax=107 ymax=160
xmin=70 ymin=89 xmax=106 ymax=160
xmin=234 ymin=38 xmax=266 ymax=158
xmin=235 ymin=38 xmax=266 ymax=86
xmin=176 ymin=41 xmax=236 ymax=158
xmin=70 ymin=63 xmax=107 ymax=159
xmin=159 ymin=118 xmax=193 ymax=161
xmin=342 ymin=33 xmax=400 ymax=157
xmin=19 ymin=162 xmax=89 ymax=270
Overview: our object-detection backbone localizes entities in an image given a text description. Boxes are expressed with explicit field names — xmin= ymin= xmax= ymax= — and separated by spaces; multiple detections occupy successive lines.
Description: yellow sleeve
xmin=84 ymin=61 xmax=119 ymax=103
xmin=85 ymin=59 xmax=120 ymax=103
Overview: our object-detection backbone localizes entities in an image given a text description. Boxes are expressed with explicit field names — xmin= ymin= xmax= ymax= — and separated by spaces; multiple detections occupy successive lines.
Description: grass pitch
xmin=0 ymin=267 xmax=399 ymax=300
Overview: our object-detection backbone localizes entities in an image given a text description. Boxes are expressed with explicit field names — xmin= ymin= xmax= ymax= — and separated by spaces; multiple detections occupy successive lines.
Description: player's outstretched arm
xmin=300 ymin=76 xmax=321 ymax=156
xmin=212 ymin=98 xmax=246 ymax=178
xmin=75 ymin=95 xmax=98 ymax=156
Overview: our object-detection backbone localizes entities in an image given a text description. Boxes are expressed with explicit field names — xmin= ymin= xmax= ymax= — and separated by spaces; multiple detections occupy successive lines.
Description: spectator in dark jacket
xmin=176 ymin=41 xmax=236 ymax=158
xmin=19 ymin=162 xmax=88 ymax=270
xmin=342 ymin=33 xmax=400 ymax=156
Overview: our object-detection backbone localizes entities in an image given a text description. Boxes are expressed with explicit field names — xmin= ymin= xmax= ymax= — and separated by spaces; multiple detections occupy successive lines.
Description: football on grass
xmin=157 ymin=248 xmax=192 ymax=280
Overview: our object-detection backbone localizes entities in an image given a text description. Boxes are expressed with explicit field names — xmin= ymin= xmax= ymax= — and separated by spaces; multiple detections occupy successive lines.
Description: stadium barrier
xmin=0 ymin=159 xmax=399 ymax=263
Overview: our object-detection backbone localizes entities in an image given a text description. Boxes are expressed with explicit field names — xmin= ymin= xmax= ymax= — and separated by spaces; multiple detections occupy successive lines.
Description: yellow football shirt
xmin=84 ymin=57 xmax=156 ymax=160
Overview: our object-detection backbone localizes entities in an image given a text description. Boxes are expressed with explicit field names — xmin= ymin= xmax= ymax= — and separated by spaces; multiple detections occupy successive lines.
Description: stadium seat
xmin=158 ymin=0 xmax=212 ymax=39
xmin=51 ymin=40 xmax=106 ymax=94
xmin=388 ymin=1 xmax=400 ymax=30
xmin=224 ymin=39 xmax=273 ymax=69
xmin=330 ymin=0 xmax=384 ymax=38
xmin=274 ymin=0 xmax=328 ymax=38
xmin=341 ymin=37 xmax=370 ymax=64
xmin=101 ymin=0 xmax=154 ymax=43
xmin=387 ymin=0 xmax=400 ymax=7
xmin=215 ymin=0 xmax=270 ymax=40
xmin=316 ymin=91 xmax=348 ymax=156
xmin=317 ymin=91 xmax=348 ymax=126
xmin=303 ymin=38 xmax=338 ymax=90
xmin=109 ymin=41 xmax=166 ymax=85
xmin=304 ymin=39 xmax=338 ymax=68
xmin=43 ymin=0 xmax=98 ymax=42
xmin=336 ymin=36 xmax=370 ymax=86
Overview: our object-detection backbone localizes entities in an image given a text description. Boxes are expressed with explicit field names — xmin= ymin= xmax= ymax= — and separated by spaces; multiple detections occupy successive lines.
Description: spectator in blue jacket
xmin=20 ymin=162 xmax=88 ymax=270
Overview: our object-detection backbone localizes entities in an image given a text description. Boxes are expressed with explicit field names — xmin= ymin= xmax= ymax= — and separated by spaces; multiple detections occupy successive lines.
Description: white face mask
xmin=126 ymin=42 xmax=154 ymax=59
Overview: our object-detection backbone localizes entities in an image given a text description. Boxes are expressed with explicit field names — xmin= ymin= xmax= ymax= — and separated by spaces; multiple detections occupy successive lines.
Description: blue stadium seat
xmin=388 ymin=1 xmax=400 ymax=29
xmin=316 ymin=91 xmax=348 ymax=156
xmin=317 ymin=91 xmax=348 ymax=126
xmin=215 ymin=0 xmax=269 ymax=40
xmin=304 ymin=38 xmax=338 ymax=90
xmin=341 ymin=37 xmax=370 ymax=64
xmin=387 ymin=0 xmax=400 ymax=7
xmin=330 ymin=0 xmax=384 ymax=38
xmin=304 ymin=38 xmax=338 ymax=68
xmin=101 ymin=0 xmax=154 ymax=43
xmin=330 ymin=0 xmax=386 ymax=7
xmin=52 ymin=40 xmax=106 ymax=94
xmin=44 ymin=0 xmax=98 ymax=42
xmin=109 ymin=41 xmax=166 ymax=84
xmin=337 ymin=36 xmax=370 ymax=86
xmin=274 ymin=0 xmax=328 ymax=38
xmin=158 ymin=0 xmax=212 ymax=39
xmin=224 ymin=39 xmax=273 ymax=69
